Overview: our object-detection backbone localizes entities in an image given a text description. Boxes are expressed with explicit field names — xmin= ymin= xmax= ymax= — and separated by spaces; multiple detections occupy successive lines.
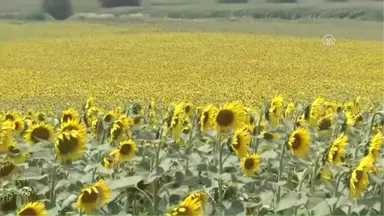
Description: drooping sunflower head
xmin=262 ymin=131 xmax=279 ymax=142
xmin=61 ymin=108 xmax=80 ymax=124
xmin=230 ymin=128 xmax=250 ymax=158
xmin=327 ymin=134 xmax=348 ymax=165
xmin=183 ymin=191 xmax=208 ymax=208
xmin=102 ymin=154 xmax=116 ymax=169
xmin=25 ymin=122 xmax=54 ymax=145
xmin=103 ymin=111 xmax=116 ymax=124
xmin=109 ymin=120 xmax=128 ymax=144
xmin=55 ymin=130 xmax=86 ymax=161
xmin=366 ymin=131 xmax=383 ymax=160
xmin=309 ymin=98 xmax=325 ymax=124
xmin=110 ymin=139 xmax=137 ymax=162
xmin=288 ymin=127 xmax=310 ymax=159
xmin=199 ymin=104 xmax=217 ymax=132
xmin=0 ymin=121 xmax=14 ymax=153
xmin=240 ymin=153 xmax=261 ymax=176
xmin=349 ymin=155 xmax=374 ymax=199
xmin=84 ymin=96 xmax=95 ymax=111
xmin=12 ymin=117 xmax=25 ymax=135
xmin=284 ymin=102 xmax=295 ymax=119
xmin=7 ymin=142 xmax=28 ymax=164
xmin=166 ymin=196 xmax=203 ymax=216
xmin=35 ymin=112 xmax=46 ymax=122
xmin=0 ymin=161 xmax=19 ymax=182
xmin=214 ymin=101 xmax=245 ymax=132
xmin=320 ymin=167 xmax=333 ymax=181
xmin=268 ymin=96 xmax=284 ymax=127
xmin=16 ymin=201 xmax=48 ymax=216
xmin=317 ymin=116 xmax=332 ymax=131
xmin=75 ymin=179 xmax=111 ymax=214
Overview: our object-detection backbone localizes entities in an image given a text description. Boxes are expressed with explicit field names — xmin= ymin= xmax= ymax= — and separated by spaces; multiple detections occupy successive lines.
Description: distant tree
xmin=99 ymin=0 xmax=142 ymax=8
xmin=42 ymin=0 xmax=73 ymax=20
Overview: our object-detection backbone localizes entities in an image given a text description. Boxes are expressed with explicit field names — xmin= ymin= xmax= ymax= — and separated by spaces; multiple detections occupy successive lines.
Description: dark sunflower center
xmin=291 ymin=133 xmax=302 ymax=150
xmin=185 ymin=106 xmax=191 ymax=114
xmin=104 ymin=114 xmax=113 ymax=122
xmin=244 ymin=158 xmax=254 ymax=169
xmin=134 ymin=117 xmax=142 ymax=124
xmin=112 ymin=126 xmax=123 ymax=139
xmin=249 ymin=116 xmax=255 ymax=125
xmin=5 ymin=114 xmax=15 ymax=121
xmin=31 ymin=127 xmax=50 ymax=143
xmin=263 ymin=133 xmax=274 ymax=141
xmin=81 ymin=188 xmax=100 ymax=203
xmin=62 ymin=114 xmax=72 ymax=123
xmin=202 ymin=112 xmax=209 ymax=125
xmin=0 ymin=163 xmax=16 ymax=177
xmin=355 ymin=170 xmax=363 ymax=182
xmin=233 ymin=135 xmax=241 ymax=149
xmin=216 ymin=110 xmax=234 ymax=127
xmin=57 ymin=134 xmax=78 ymax=155
xmin=18 ymin=207 xmax=37 ymax=216
xmin=120 ymin=144 xmax=132 ymax=155
xmin=14 ymin=121 xmax=22 ymax=131
xmin=0 ymin=193 xmax=17 ymax=212
xmin=37 ymin=114 xmax=45 ymax=122
xmin=318 ymin=118 xmax=331 ymax=130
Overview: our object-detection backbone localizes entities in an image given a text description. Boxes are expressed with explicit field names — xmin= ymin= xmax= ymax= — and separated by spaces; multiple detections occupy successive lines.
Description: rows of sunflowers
xmin=0 ymin=95 xmax=383 ymax=216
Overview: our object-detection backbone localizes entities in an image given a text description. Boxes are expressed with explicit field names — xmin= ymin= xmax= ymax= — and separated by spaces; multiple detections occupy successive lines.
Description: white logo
xmin=322 ymin=34 xmax=336 ymax=46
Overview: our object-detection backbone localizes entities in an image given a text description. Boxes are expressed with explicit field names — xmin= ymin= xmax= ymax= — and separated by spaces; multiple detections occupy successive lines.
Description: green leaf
xmin=61 ymin=194 xmax=77 ymax=209
xmin=37 ymin=186 xmax=50 ymax=196
xmin=175 ymin=171 xmax=184 ymax=184
xmin=144 ymin=167 xmax=164 ymax=184
xmin=84 ymin=164 xmax=97 ymax=173
xmin=197 ymin=145 xmax=213 ymax=153
xmin=136 ymin=129 xmax=155 ymax=140
xmin=17 ymin=173 xmax=48 ymax=181
xmin=224 ymin=200 xmax=245 ymax=216
xmin=275 ymin=191 xmax=299 ymax=212
xmin=159 ymin=158 xmax=173 ymax=172
xmin=54 ymin=179 xmax=70 ymax=191
xmin=260 ymin=150 xmax=278 ymax=159
xmin=326 ymin=197 xmax=338 ymax=206
xmin=260 ymin=191 xmax=274 ymax=206
xmin=369 ymin=173 xmax=383 ymax=184
xmin=222 ymin=155 xmax=239 ymax=168
xmin=56 ymin=191 xmax=70 ymax=203
xmin=309 ymin=199 xmax=330 ymax=216
xmin=106 ymin=176 xmax=144 ymax=190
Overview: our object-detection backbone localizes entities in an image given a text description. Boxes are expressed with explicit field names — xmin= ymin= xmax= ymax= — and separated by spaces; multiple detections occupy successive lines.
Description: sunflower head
xmin=284 ymin=102 xmax=295 ymax=119
xmin=0 ymin=121 xmax=14 ymax=153
xmin=288 ymin=127 xmax=310 ymax=159
xmin=103 ymin=111 xmax=116 ymax=124
xmin=184 ymin=192 xmax=208 ymax=208
xmin=84 ymin=96 xmax=95 ymax=111
xmin=0 ymin=161 xmax=19 ymax=182
xmin=349 ymin=155 xmax=374 ymax=199
xmin=35 ymin=112 xmax=46 ymax=122
xmin=327 ymin=134 xmax=348 ymax=165
xmin=317 ymin=117 xmax=332 ymax=131
xmin=366 ymin=131 xmax=383 ymax=160
xmin=230 ymin=128 xmax=250 ymax=158
xmin=109 ymin=120 xmax=129 ymax=144
xmin=166 ymin=196 xmax=203 ymax=216
xmin=55 ymin=130 xmax=86 ymax=161
xmin=240 ymin=153 xmax=261 ymax=176
xmin=214 ymin=102 xmax=245 ymax=132
xmin=199 ymin=105 xmax=216 ymax=132
xmin=110 ymin=139 xmax=137 ymax=162
xmin=16 ymin=202 xmax=47 ymax=216
xmin=7 ymin=143 xmax=28 ymax=164
xmin=61 ymin=108 xmax=80 ymax=124
xmin=12 ymin=117 xmax=25 ymax=135
xmin=268 ymin=96 xmax=284 ymax=127
xmin=262 ymin=131 xmax=279 ymax=142
xmin=25 ymin=122 xmax=54 ymax=145
xmin=75 ymin=180 xmax=111 ymax=214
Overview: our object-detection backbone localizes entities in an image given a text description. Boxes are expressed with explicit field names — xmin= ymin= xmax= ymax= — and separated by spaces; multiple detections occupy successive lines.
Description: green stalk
xmin=310 ymin=154 xmax=322 ymax=193
xmin=185 ymin=116 xmax=196 ymax=175
xmin=217 ymin=132 xmax=224 ymax=215
xmin=293 ymin=168 xmax=310 ymax=216
xmin=381 ymin=180 xmax=384 ymax=216
xmin=275 ymin=140 xmax=287 ymax=207
xmin=50 ymin=165 xmax=58 ymax=204
xmin=332 ymin=171 xmax=347 ymax=213
xmin=254 ymin=111 xmax=264 ymax=152
xmin=152 ymin=125 xmax=165 ymax=216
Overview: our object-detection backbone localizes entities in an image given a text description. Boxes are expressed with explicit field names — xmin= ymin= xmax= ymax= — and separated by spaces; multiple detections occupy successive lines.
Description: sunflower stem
xmin=381 ymin=179 xmax=384 ymax=216
xmin=49 ymin=164 xmax=58 ymax=205
xmin=310 ymin=154 xmax=322 ymax=193
xmin=217 ymin=132 xmax=224 ymax=215
xmin=293 ymin=168 xmax=310 ymax=216
xmin=275 ymin=140 xmax=287 ymax=208
xmin=332 ymin=170 xmax=347 ymax=213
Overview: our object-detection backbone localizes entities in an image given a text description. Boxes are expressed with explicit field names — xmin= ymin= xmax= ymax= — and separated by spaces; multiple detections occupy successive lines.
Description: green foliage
xmin=266 ymin=0 xmax=297 ymax=3
xmin=99 ymin=0 xmax=142 ymax=8
xmin=216 ymin=0 xmax=249 ymax=4
xmin=42 ymin=0 xmax=73 ymax=20
xmin=25 ymin=10 xmax=46 ymax=21
xmin=325 ymin=0 xmax=349 ymax=2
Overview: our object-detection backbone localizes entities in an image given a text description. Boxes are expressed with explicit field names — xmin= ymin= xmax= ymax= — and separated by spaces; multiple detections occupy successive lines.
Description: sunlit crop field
xmin=0 ymin=23 xmax=383 ymax=216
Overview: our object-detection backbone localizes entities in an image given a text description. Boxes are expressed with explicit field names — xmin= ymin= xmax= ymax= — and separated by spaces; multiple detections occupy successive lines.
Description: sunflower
xmin=86 ymin=106 xmax=103 ymax=126
xmin=262 ymin=131 xmax=279 ymax=142
xmin=199 ymin=104 xmax=217 ymax=132
xmin=166 ymin=196 xmax=202 ymax=216
xmin=84 ymin=96 xmax=95 ymax=111
xmin=16 ymin=202 xmax=47 ymax=216
xmin=288 ymin=127 xmax=310 ymax=159
xmin=55 ymin=129 xmax=86 ymax=161
xmin=75 ymin=179 xmax=111 ymax=214
xmin=0 ymin=191 xmax=18 ymax=212
xmin=109 ymin=139 xmax=137 ymax=162
xmin=169 ymin=112 xmax=184 ymax=142
xmin=102 ymin=154 xmax=116 ymax=168
xmin=35 ymin=112 xmax=46 ymax=122
xmin=327 ymin=134 xmax=348 ymax=165
xmin=58 ymin=119 xmax=86 ymax=134
xmin=240 ymin=153 xmax=261 ymax=176
xmin=308 ymin=98 xmax=325 ymax=127
xmin=183 ymin=191 xmax=208 ymax=208
xmin=4 ymin=111 xmax=19 ymax=122
xmin=109 ymin=120 xmax=129 ymax=144
xmin=12 ymin=117 xmax=25 ymax=135
xmin=214 ymin=101 xmax=245 ymax=132
xmin=7 ymin=142 xmax=28 ymax=164
xmin=90 ymin=119 xmax=103 ymax=136
xmin=320 ymin=167 xmax=333 ymax=181
xmin=317 ymin=116 xmax=332 ymax=131
xmin=25 ymin=122 xmax=54 ymax=145
xmin=284 ymin=102 xmax=295 ymax=119
xmin=148 ymin=101 xmax=157 ymax=123
xmin=0 ymin=121 xmax=14 ymax=153
xmin=230 ymin=128 xmax=250 ymax=158
xmin=61 ymin=108 xmax=80 ymax=123
xmin=349 ymin=155 xmax=374 ymax=199
xmin=268 ymin=96 xmax=284 ymax=127
xmin=0 ymin=161 xmax=19 ymax=182
xmin=103 ymin=111 xmax=116 ymax=124
xmin=366 ymin=131 xmax=383 ymax=160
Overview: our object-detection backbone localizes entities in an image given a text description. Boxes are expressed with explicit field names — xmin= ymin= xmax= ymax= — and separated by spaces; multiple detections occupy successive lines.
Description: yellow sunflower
xmin=55 ymin=129 xmax=86 ymax=161
xmin=102 ymin=154 xmax=116 ymax=168
xmin=7 ymin=142 xmax=28 ymax=164
xmin=35 ymin=112 xmax=46 ymax=122
xmin=366 ymin=131 xmax=383 ymax=160
xmin=169 ymin=112 xmax=184 ymax=142
xmin=75 ymin=179 xmax=111 ymax=214
xmin=284 ymin=102 xmax=295 ymax=119
xmin=84 ymin=96 xmax=95 ymax=111
xmin=0 ymin=121 xmax=14 ymax=153
xmin=320 ymin=167 xmax=333 ymax=181
xmin=231 ymin=128 xmax=250 ymax=158
xmin=308 ymin=98 xmax=325 ymax=127
xmin=183 ymin=191 xmax=208 ymax=208
xmin=0 ymin=161 xmax=19 ymax=182
xmin=25 ymin=122 xmax=54 ymax=145
xmin=268 ymin=96 xmax=284 ymax=128
xmin=317 ymin=116 xmax=332 ymax=131
xmin=199 ymin=104 xmax=217 ymax=132
xmin=288 ymin=127 xmax=310 ymax=159
xmin=12 ymin=117 xmax=25 ymax=135
xmin=240 ymin=153 xmax=261 ymax=176
xmin=109 ymin=120 xmax=129 ymax=144
xmin=59 ymin=119 xmax=86 ymax=134
xmin=61 ymin=108 xmax=80 ymax=123
xmin=166 ymin=196 xmax=203 ymax=216
xmin=349 ymin=155 xmax=374 ymax=199
xmin=327 ymin=134 xmax=348 ymax=165
xmin=103 ymin=111 xmax=116 ymax=124
xmin=214 ymin=101 xmax=245 ymax=132
xmin=109 ymin=139 xmax=137 ymax=162
xmin=148 ymin=101 xmax=157 ymax=123
xmin=262 ymin=131 xmax=279 ymax=142
xmin=16 ymin=202 xmax=48 ymax=216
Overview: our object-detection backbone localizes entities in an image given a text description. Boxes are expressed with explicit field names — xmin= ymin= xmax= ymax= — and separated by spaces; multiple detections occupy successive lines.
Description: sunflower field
xmin=0 ymin=24 xmax=383 ymax=216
